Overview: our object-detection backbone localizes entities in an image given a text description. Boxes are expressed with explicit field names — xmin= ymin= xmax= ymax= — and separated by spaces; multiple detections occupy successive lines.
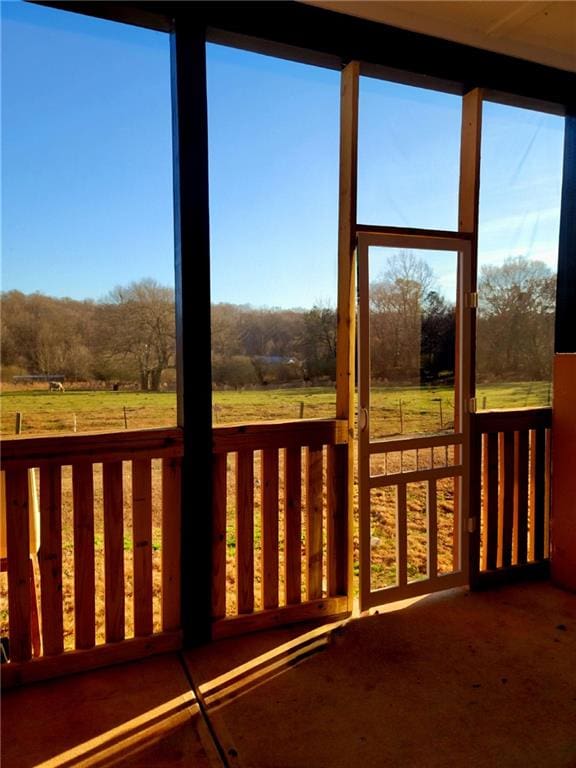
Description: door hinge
xmin=468 ymin=517 xmax=477 ymax=534
xmin=466 ymin=292 xmax=478 ymax=308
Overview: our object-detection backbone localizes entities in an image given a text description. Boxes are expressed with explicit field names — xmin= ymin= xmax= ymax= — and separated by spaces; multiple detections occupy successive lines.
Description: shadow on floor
xmin=185 ymin=582 xmax=576 ymax=768
xmin=2 ymin=654 xmax=221 ymax=768
xmin=4 ymin=583 xmax=576 ymax=768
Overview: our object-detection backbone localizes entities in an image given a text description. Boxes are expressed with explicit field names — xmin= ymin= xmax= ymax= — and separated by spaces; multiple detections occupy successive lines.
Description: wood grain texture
xmin=5 ymin=469 xmax=32 ymax=662
xmin=515 ymin=431 xmax=529 ymax=566
xmin=103 ymin=462 xmax=125 ymax=643
xmin=236 ymin=450 xmax=254 ymax=614
xmin=1 ymin=428 xmax=183 ymax=469
xmin=336 ymin=61 xmax=359 ymax=611
xmin=212 ymin=597 xmax=349 ymax=641
xmin=427 ymin=479 xmax=438 ymax=579
xmin=396 ymin=484 xmax=408 ymax=588
xmin=326 ymin=444 xmax=348 ymax=597
xmin=162 ymin=457 xmax=181 ymax=632
xmin=306 ymin=446 xmax=323 ymax=601
xmin=485 ymin=432 xmax=499 ymax=571
xmin=532 ymin=428 xmax=547 ymax=562
xmin=284 ymin=446 xmax=302 ymax=606
xmin=213 ymin=419 xmax=346 ymax=454
xmin=132 ymin=459 xmax=153 ymax=637
xmin=369 ymin=432 xmax=462 ymax=454
xmin=500 ymin=432 xmax=515 ymax=568
xmin=72 ymin=463 xmax=96 ymax=650
xmin=474 ymin=408 xmax=551 ymax=434
xmin=211 ymin=453 xmax=228 ymax=620
xmin=261 ymin=448 xmax=279 ymax=611
xmin=2 ymin=631 xmax=182 ymax=689
xmin=39 ymin=466 xmax=64 ymax=656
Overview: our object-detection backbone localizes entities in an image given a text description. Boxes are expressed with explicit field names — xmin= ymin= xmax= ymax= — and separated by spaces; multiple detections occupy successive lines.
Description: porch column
xmin=171 ymin=18 xmax=213 ymax=643
xmin=551 ymin=114 xmax=576 ymax=592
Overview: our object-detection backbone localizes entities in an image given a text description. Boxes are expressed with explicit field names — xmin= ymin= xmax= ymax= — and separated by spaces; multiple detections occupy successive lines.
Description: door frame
xmin=357 ymin=230 xmax=475 ymax=610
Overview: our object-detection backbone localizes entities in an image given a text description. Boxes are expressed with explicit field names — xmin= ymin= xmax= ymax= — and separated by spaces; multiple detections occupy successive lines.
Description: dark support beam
xmin=171 ymin=22 xmax=213 ymax=646
xmin=555 ymin=115 xmax=576 ymax=354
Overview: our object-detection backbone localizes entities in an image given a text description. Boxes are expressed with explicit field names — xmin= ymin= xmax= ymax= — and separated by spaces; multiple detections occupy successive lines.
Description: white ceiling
xmin=300 ymin=1 xmax=576 ymax=73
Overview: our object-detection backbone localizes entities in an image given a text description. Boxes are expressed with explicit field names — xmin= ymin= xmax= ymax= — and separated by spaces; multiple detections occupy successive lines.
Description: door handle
xmin=359 ymin=408 xmax=368 ymax=432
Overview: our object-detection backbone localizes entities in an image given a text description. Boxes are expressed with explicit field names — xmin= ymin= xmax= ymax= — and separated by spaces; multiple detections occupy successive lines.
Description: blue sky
xmin=1 ymin=1 xmax=566 ymax=309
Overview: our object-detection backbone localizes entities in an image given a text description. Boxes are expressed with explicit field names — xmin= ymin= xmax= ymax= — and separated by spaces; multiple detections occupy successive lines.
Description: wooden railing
xmin=470 ymin=408 xmax=552 ymax=587
xmin=1 ymin=428 xmax=183 ymax=688
xmin=211 ymin=419 xmax=351 ymax=639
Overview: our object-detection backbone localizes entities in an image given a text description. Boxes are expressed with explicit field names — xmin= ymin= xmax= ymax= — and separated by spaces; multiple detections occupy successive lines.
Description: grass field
xmin=0 ymin=381 xmax=552 ymax=648
xmin=0 ymin=380 xmax=552 ymax=437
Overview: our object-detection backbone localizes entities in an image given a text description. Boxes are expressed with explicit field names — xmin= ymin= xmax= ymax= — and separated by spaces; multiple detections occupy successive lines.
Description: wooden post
xmin=171 ymin=18 xmax=213 ymax=645
xmin=551 ymin=116 xmax=576 ymax=589
xmin=335 ymin=60 xmax=359 ymax=611
xmin=299 ymin=401 xmax=305 ymax=419
xmin=15 ymin=413 xmax=22 ymax=435
xmin=123 ymin=407 xmax=128 ymax=430
xmin=458 ymin=88 xmax=483 ymax=585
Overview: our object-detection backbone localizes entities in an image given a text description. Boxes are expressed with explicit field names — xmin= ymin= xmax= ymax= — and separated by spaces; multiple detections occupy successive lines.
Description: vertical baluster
xmin=306 ymin=446 xmax=323 ymax=600
xmin=5 ymin=469 xmax=32 ymax=662
xmin=501 ymin=432 xmax=515 ymax=568
xmin=236 ymin=450 xmax=254 ymax=614
xmin=72 ymin=463 xmax=95 ymax=650
xmin=162 ymin=457 xmax=181 ymax=632
xmin=515 ymin=431 xmax=529 ymax=565
xmin=103 ymin=461 xmax=124 ymax=643
xmin=427 ymin=478 xmax=438 ymax=579
xmin=261 ymin=448 xmax=279 ymax=610
xmin=284 ymin=446 xmax=302 ymax=605
xmin=533 ymin=428 xmax=546 ymax=561
xmin=39 ymin=466 xmax=64 ymax=656
xmin=212 ymin=453 xmax=228 ymax=620
xmin=397 ymin=483 xmax=408 ymax=587
xmin=132 ymin=459 xmax=153 ymax=636
xmin=485 ymin=432 xmax=499 ymax=571
xmin=326 ymin=444 xmax=348 ymax=597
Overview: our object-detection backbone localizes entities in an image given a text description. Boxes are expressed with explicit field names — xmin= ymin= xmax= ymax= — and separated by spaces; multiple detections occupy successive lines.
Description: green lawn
xmin=0 ymin=380 xmax=551 ymax=437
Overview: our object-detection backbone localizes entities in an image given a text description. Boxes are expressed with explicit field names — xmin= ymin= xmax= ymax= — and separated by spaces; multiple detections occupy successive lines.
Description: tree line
xmin=0 ymin=255 xmax=556 ymax=391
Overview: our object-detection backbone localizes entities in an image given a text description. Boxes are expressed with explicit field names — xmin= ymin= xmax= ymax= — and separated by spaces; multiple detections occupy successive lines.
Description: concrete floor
xmin=3 ymin=582 xmax=576 ymax=767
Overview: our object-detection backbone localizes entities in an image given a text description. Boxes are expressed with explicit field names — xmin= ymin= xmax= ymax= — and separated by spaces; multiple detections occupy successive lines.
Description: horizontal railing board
xmin=212 ymin=596 xmax=349 ymax=640
xmin=363 ymin=572 xmax=466 ymax=610
xmin=369 ymin=465 xmax=462 ymax=488
xmin=1 ymin=631 xmax=182 ymax=689
xmin=369 ymin=432 xmax=462 ymax=454
xmin=212 ymin=419 xmax=348 ymax=453
xmin=0 ymin=428 xmax=183 ymax=468
xmin=356 ymin=224 xmax=474 ymax=241
xmin=473 ymin=407 xmax=551 ymax=434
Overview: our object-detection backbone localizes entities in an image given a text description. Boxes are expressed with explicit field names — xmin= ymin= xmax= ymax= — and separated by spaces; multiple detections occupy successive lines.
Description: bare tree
xmin=369 ymin=252 xmax=434 ymax=382
xmin=98 ymin=279 xmax=176 ymax=391
xmin=477 ymin=256 xmax=555 ymax=381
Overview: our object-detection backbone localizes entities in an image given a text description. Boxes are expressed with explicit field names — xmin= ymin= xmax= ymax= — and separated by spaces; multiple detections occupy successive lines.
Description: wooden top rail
xmin=473 ymin=407 xmax=551 ymax=434
xmin=369 ymin=432 xmax=461 ymax=454
xmin=212 ymin=419 xmax=348 ymax=453
xmin=0 ymin=428 xmax=184 ymax=469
